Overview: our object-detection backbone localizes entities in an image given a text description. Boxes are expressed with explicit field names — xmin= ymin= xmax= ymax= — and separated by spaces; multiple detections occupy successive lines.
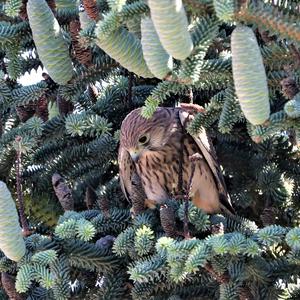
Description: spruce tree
xmin=0 ymin=0 xmax=299 ymax=299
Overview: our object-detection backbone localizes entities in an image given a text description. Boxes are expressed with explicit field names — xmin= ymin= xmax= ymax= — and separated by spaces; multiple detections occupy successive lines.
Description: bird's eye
xmin=138 ymin=135 xmax=149 ymax=144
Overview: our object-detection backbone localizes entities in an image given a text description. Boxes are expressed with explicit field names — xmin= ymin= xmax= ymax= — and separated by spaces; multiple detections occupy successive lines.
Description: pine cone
xmin=42 ymin=73 xmax=58 ymax=97
xmin=258 ymin=29 xmax=276 ymax=44
xmin=82 ymin=0 xmax=100 ymax=21
xmin=281 ymin=77 xmax=299 ymax=99
xmin=46 ymin=0 xmax=56 ymax=12
xmin=19 ymin=0 xmax=29 ymax=20
xmin=210 ymin=223 xmax=225 ymax=235
xmin=1 ymin=272 xmax=24 ymax=300
xmin=69 ymin=20 xmax=93 ymax=67
xmin=35 ymin=95 xmax=48 ymax=121
xmin=131 ymin=173 xmax=146 ymax=215
xmin=160 ymin=205 xmax=177 ymax=238
xmin=52 ymin=173 xmax=74 ymax=211
xmin=87 ymin=84 xmax=98 ymax=103
xmin=95 ymin=235 xmax=115 ymax=250
xmin=260 ymin=207 xmax=278 ymax=226
xmin=57 ymin=95 xmax=73 ymax=116
xmin=85 ymin=186 xmax=96 ymax=209
xmin=238 ymin=286 xmax=254 ymax=300
xmin=98 ymin=196 xmax=110 ymax=217
xmin=204 ymin=263 xmax=229 ymax=284
xmin=16 ymin=104 xmax=35 ymax=122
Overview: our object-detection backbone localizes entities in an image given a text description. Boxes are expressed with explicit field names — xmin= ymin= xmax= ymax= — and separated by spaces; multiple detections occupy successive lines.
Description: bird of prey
xmin=118 ymin=106 xmax=234 ymax=215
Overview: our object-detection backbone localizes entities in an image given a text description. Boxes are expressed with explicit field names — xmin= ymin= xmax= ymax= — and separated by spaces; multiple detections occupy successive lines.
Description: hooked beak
xmin=129 ymin=150 xmax=140 ymax=162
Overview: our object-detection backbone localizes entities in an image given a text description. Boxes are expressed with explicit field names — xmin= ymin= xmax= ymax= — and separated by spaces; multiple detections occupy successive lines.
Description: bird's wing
xmin=118 ymin=145 xmax=135 ymax=204
xmin=178 ymin=109 xmax=235 ymax=215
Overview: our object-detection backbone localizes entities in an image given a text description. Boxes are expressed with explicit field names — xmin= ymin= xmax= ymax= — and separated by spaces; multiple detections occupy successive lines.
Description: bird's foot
xmin=144 ymin=199 xmax=157 ymax=209
xmin=180 ymin=103 xmax=206 ymax=114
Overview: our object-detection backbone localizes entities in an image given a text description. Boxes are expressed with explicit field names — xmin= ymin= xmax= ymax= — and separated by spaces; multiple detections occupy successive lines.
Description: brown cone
xmin=238 ymin=286 xmax=254 ymax=300
xmin=57 ymin=95 xmax=73 ymax=116
xmin=82 ymin=0 xmax=100 ymax=21
xmin=260 ymin=207 xmax=278 ymax=226
xmin=211 ymin=222 xmax=225 ymax=235
xmin=46 ymin=0 xmax=56 ymax=12
xmin=69 ymin=20 xmax=93 ymax=67
xmin=35 ymin=95 xmax=48 ymax=121
xmin=98 ymin=196 xmax=110 ymax=217
xmin=19 ymin=0 xmax=29 ymax=20
xmin=160 ymin=205 xmax=177 ymax=238
xmin=87 ymin=84 xmax=98 ymax=103
xmin=1 ymin=273 xmax=24 ymax=300
xmin=16 ymin=104 xmax=35 ymax=122
xmin=85 ymin=186 xmax=97 ymax=209
xmin=258 ymin=29 xmax=276 ymax=44
xmin=52 ymin=173 xmax=74 ymax=211
xmin=281 ymin=77 xmax=299 ymax=99
xmin=131 ymin=173 xmax=146 ymax=215
xmin=95 ymin=235 xmax=115 ymax=250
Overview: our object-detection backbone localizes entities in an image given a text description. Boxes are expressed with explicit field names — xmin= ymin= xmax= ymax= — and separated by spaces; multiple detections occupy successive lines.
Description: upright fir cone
xmin=87 ymin=84 xmax=98 ymax=103
xmin=35 ymin=95 xmax=48 ymax=121
xmin=258 ymin=29 xmax=276 ymax=44
xmin=57 ymin=95 xmax=73 ymax=116
xmin=82 ymin=0 xmax=100 ymax=21
xmin=210 ymin=222 xmax=225 ymax=235
xmin=1 ymin=272 xmax=24 ymax=300
xmin=160 ymin=205 xmax=177 ymax=238
xmin=69 ymin=20 xmax=93 ymax=67
xmin=260 ymin=207 xmax=278 ymax=226
xmin=95 ymin=235 xmax=115 ymax=250
xmin=98 ymin=196 xmax=110 ymax=217
xmin=42 ymin=73 xmax=58 ymax=96
xmin=281 ymin=77 xmax=299 ymax=99
xmin=131 ymin=173 xmax=146 ymax=215
xmin=52 ymin=173 xmax=74 ymax=211
xmin=290 ymin=44 xmax=300 ymax=69
xmin=85 ymin=186 xmax=97 ymax=209
xmin=280 ymin=77 xmax=299 ymax=145
xmin=204 ymin=263 xmax=229 ymax=284
xmin=238 ymin=286 xmax=254 ymax=300
xmin=15 ymin=136 xmax=30 ymax=235
xmin=16 ymin=104 xmax=35 ymax=122
xmin=19 ymin=0 xmax=29 ymax=20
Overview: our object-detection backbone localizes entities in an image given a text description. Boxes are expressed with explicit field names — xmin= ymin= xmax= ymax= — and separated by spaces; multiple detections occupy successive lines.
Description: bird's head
xmin=120 ymin=108 xmax=177 ymax=162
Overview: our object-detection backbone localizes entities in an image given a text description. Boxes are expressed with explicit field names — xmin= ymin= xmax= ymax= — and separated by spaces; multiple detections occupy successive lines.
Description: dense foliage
xmin=0 ymin=0 xmax=299 ymax=299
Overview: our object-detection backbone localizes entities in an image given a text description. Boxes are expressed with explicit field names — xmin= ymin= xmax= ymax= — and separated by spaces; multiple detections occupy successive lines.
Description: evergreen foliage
xmin=0 ymin=0 xmax=299 ymax=299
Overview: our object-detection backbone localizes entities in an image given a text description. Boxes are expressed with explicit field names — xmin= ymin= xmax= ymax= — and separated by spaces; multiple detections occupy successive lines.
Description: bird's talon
xmin=145 ymin=199 xmax=157 ymax=209
xmin=180 ymin=103 xmax=206 ymax=114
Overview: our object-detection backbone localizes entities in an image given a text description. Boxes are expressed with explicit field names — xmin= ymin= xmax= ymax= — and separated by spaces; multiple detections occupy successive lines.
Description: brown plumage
xmin=118 ymin=107 xmax=234 ymax=215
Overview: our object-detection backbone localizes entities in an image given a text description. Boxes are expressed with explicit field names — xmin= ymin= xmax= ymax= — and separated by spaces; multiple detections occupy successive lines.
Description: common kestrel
xmin=118 ymin=106 xmax=234 ymax=215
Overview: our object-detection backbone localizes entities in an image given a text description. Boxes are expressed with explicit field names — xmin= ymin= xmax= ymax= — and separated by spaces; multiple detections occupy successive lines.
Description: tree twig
xmin=15 ymin=136 xmax=30 ymax=236
xmin=126 ymin=71 xmax=134 ymax=109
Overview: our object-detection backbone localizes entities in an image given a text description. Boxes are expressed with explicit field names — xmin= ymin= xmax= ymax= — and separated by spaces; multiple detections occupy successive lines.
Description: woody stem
xmin=184 ymin=161 xmax=197 ymax=239
xmin=16 ymin=148 xmax=29 ymax=234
